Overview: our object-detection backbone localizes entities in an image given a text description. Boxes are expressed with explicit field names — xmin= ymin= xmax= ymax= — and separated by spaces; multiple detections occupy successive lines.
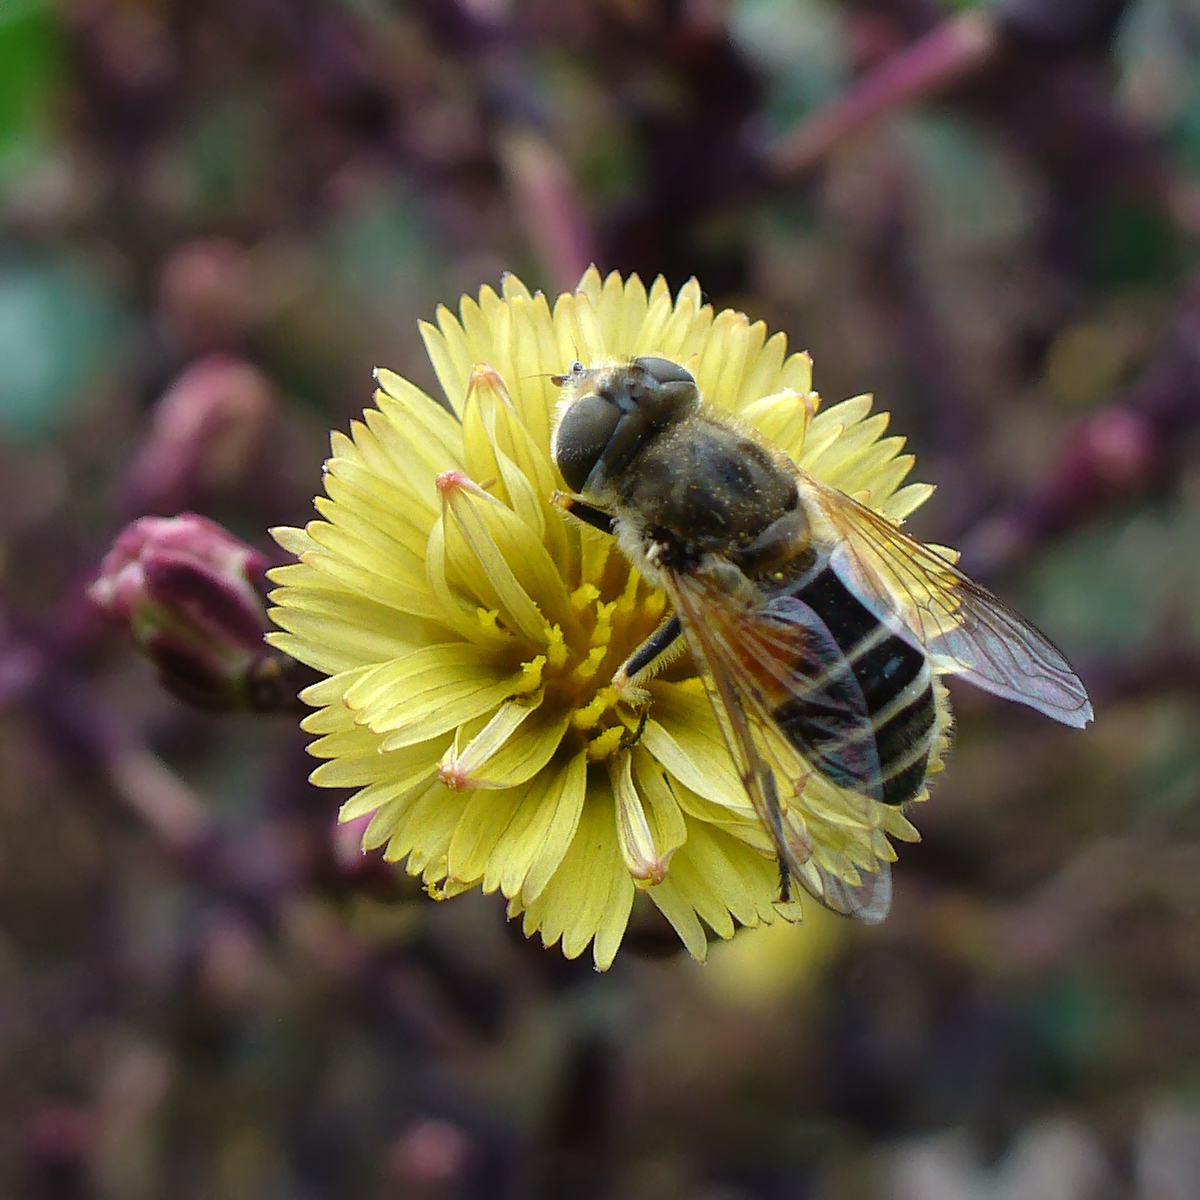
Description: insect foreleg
xmin=550 ymin=490 xmax=617 ymax=535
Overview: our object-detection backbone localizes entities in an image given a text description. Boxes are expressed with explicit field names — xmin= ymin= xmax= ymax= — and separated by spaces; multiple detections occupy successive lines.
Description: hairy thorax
xmin=614 ymin=413 xmax=799 ymax=560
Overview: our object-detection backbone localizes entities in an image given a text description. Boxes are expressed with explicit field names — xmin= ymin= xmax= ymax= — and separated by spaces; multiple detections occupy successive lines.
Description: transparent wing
xmin=793 ymin=853 xmax=892 ymax=925
xmin=802 ymin=473 xmax=1093 ymax=728
xmin=661 ymin=560 xmax=893 ymax=923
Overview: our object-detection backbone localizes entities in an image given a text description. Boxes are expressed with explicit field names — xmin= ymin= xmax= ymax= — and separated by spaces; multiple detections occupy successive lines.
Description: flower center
xmin=547 ymin=559 xmax=669 ymax=761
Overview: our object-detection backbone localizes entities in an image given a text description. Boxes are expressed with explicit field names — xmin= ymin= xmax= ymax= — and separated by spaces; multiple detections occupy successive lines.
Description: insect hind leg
xmin=759 ymin=769 xmax=795 ymax=902
xmin=778 ymin=859 xmax=793 ymax=903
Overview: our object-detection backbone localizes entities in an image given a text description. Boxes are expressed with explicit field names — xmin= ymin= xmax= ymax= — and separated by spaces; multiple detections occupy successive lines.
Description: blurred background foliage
xmin=4 ymin=0 xmax=1200 ymax=1197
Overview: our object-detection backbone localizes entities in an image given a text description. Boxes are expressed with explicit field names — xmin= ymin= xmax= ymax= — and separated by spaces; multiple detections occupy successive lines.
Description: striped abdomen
xmin=773 ymin=564 xmax=937 ymax=805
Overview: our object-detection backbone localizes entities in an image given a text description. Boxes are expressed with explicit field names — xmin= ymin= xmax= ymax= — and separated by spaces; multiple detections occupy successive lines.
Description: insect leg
xmin=550 ymin=490 xmax=617 ymax=535
xmin=760 ymin=768 xmax=793 ymax=902
xmin=612 ymin=615 xmax=684 ymax=748
xmin=615 ymin=615 xmax=682 ymax=684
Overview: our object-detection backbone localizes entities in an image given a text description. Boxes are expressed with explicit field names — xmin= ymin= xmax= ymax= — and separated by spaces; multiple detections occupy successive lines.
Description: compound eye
xmin=554 ymin=393 xmax=621 ymax=493
xmin=634 ymin=356 xmax=695 ymax=386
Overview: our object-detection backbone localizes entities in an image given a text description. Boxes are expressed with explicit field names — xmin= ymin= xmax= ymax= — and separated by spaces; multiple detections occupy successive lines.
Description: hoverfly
xmin=550 ymin=356 xmax=1091 ymax=923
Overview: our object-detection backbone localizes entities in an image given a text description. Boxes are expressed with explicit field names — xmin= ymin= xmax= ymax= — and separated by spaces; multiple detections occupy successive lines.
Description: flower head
xmin=91 ymin=514 xmax=274 ymax=711
xmin=268 ymin=269 xmax=949 ymax=969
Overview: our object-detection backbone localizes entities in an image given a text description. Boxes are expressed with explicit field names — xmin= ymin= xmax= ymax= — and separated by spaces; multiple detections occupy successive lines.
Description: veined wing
xmin=801 ymin=472 xmax=1093 ymax=728
xmin=792 ymin=852 xmax=892 ymax=925
xmin=661 ymin=558 xmax=893 ymax=922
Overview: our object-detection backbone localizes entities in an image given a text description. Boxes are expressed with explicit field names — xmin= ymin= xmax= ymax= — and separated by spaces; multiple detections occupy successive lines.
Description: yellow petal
xmin=815 ymin=424 xmax=901 ymax=496
xmin=654 ymin=290 xmax=705 ymax=364
xmin=693 ymin=307 xmax=751 ymax=412
xmin=441 ymin=698 xmax=570 ymax=791
xmin=264 ymin=623 xmax=378 ymax=679
xmin=647 ymin=878 xmax=709 ymax=961
xmin=798 ymin=395 xmax=875 ymax=471
xmin=322 ymin=459 xmax=435 ymax=551
xmin=551 ymin=290 xmax=607 ymax=371
xmin=373 ymin=369 xmax=464 ymax=467
xmin=381 ymin=779 xmax=471 ymax=872
xmin=643 ymin=681 xmax=748 ymax=812
xmin=576 ymin=264 xmax=603 ymax=305
xmin=439 ymin=470 xmax=578 ymax=643
xmin=298 ymin=667 xmax=372 ymax=713
xmin=271 ymin=525 xmax=313 ymax=556
xmin=467 ymin=364 xmax=576 ymax=577
xmin=516 ymin=780 xmax=634 ymax=969
xmin=502 ymin=293 xmax=559 ymax=449
xmin=669 ymin=777 xmax=771 ymax=853
xmin=612 ymin=271 xmax=649 ymax=351
xmin=311 ymin=496 xmax=430 ymax=593
xmin=342 ymin=643 xmax=522 ymax=747
xmin=297 ymin=535 xmax=445 ymax=626
xmin=419 ymin=314 xmax=470 ymax=415
xmin=850 ymin=451 xmax=916 ymax=508
xmin=668 ymin=819 xmax=766 ymax=933
xmin=458 ymin=367 xmax=558 ymax=557
xmin=472 ymin=712 xmax=571 ymax=791
xmin=610 ymin=749 xmax=675 ymax=887
xmin=439 ymin=479 xmax=548 ymax=645
xmin=460 ymin=291 xmax=497 ymax=367
xmin=780 ymin=350 xmax=814 ymax=393
xmin=736 ymin=331 xmax=791 ymax=411
xmin=878 ymin=481 xmax=935 ymax=522
xmin=446 ymin=780 xmax=528 ymax=885
xmin=518 ymin=748 xmax=588 ymax=902
xmin=423 ymin=515 xmax=515 ymax=648
xmin=360 ymin=773 xmax=444 ymax=851
xmin=311 ymin=728 xmax=446 ymax=792
xmin=345 ymin=416 xmax=444 ymax=519
xmin=509 ymin=750 xmax=588 ymax=901
xmin=739 ymin=389 xmax=816 ymax=462
xmin=268 ymin=572 xmax=444 ymax=660
xmin=630 ymin=276 xmax=676 ymax=357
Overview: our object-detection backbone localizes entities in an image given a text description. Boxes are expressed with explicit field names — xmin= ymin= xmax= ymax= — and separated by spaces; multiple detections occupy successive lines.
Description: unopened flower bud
xmin=89 ymin=514 xmax=288 ymax=711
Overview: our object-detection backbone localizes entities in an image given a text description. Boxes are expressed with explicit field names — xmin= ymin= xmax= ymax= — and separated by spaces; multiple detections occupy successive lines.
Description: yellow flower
xmin=267 ymin=269 xmax=949 ymax=970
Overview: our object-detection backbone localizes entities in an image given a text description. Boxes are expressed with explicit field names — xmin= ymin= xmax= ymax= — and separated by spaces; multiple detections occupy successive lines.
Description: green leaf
xmin=0 ymin=0 xmax=65 ymax=172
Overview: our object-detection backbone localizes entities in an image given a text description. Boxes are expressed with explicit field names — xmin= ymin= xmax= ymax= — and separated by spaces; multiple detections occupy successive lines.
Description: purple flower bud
xmin=89 ymin=514 xmax=275 ymax=711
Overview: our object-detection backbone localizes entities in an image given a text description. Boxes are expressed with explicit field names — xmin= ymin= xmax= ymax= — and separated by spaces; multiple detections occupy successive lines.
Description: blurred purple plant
xmin=123 ymin=355 xmax=277 ymax=517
